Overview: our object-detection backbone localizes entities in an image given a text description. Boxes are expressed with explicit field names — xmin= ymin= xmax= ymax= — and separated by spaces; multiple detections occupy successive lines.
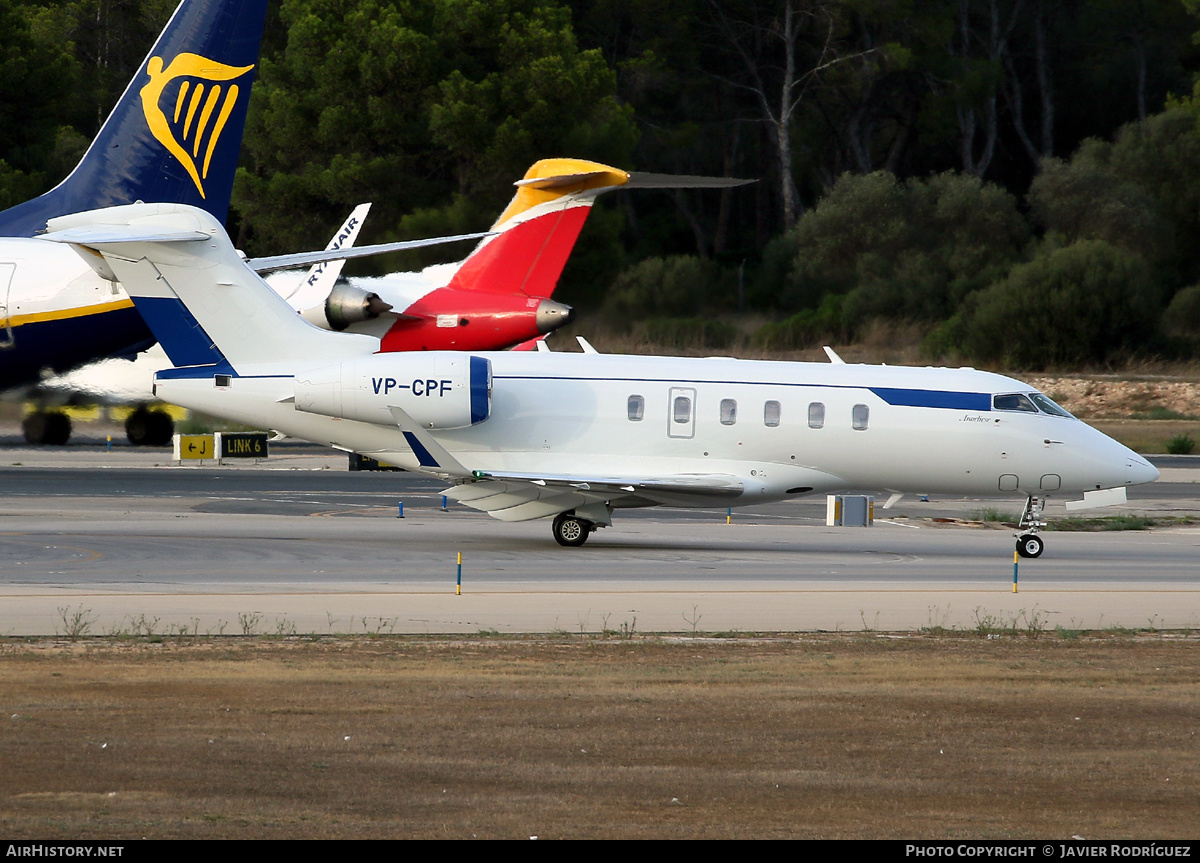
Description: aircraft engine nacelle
xmin=299 ymin=283 xmax=393 ymax=331
xmin=294 ymin=353 xmax=491 ymax=429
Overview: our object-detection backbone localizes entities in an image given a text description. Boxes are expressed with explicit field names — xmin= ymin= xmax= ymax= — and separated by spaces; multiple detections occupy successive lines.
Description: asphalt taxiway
xmin=1 ymin=445 xmax=1197 ymax=635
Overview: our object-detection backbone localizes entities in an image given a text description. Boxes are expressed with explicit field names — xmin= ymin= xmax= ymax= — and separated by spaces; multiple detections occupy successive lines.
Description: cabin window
xmin=720 ymin=398 xmax=737 ymax=425
xmin=764 ymin=400 xmax=781 ymax=427
xmin=993 ymin=393 xmax=1038 ymax=413
xmin=808 ymin=402 xmax=825 ymax=429
xmin=673 ymin=396 xmax=692 ymax=424
xmin=852 ymin=403 xmax=869 ymax=430
xmin=627 ymin=395 xmax=644 ymax=421
xmin=214 ymin=375 xmax=232 ymax=388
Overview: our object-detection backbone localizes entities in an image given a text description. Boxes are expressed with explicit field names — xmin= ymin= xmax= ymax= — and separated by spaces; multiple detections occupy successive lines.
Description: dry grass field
xmin=1 ymin=634 xmax=1197 ymax=839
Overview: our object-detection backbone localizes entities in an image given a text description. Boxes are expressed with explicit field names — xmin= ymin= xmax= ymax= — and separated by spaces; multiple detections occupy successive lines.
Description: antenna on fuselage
xmin=576 ymin=336 xmax=599 ymax=354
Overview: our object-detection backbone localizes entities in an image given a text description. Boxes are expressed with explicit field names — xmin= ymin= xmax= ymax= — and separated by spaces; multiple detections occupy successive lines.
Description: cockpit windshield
xmin=1028 ymin=392 xmax=1075 ymax=418
xmin=992 ymin=393 xmax=1038 ymax=413
xmin=992 ymin=392 xmax=1076 ymax=418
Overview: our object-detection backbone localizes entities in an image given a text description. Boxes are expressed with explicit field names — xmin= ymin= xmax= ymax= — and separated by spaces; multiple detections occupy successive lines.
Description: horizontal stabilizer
xmin=246 ymin=231 xmax=494 ymax=273
xmin=40 ymin=226 xmax=210 ymax=244
xmin=514 ymin=171 xmax=620 ymax=190
xmin=623 ymin=172 xmax=754 ymax=189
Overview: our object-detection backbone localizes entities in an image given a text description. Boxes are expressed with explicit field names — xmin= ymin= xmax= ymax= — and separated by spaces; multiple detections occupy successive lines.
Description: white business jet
xmin=43 ymin=203 xmax=1160 ymax=556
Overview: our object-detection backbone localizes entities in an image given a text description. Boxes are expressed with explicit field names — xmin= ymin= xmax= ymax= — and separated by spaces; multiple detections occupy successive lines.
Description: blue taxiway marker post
xmin=442 ymin=495 xmax=448 ymax=511
xmin=397 ymin=501 xmax=404 ymax=519
xmin=726 ymin=506 xmax=732 ymax=525
xmin=1013 ymin=550 xmax=1019 ymax=593
xmin=106 ymin=435 xmax=112 ymax=452
xmin=456 ymin=552 xmax=462 ymax=595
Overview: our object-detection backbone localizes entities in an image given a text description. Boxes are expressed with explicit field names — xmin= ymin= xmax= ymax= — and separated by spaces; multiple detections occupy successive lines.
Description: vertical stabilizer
xmin=42 ymin=203 xmax=378 ymax=372
xmin=0 ymin=0 xmax=269 ymax=237
xmin=438 ymin=159 xmax=751 ymax=300
xmin=445 ymin=159 xmax=630 ymax=299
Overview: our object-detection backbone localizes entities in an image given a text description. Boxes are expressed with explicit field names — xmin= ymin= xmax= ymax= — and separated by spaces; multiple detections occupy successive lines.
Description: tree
xmin=763 ymin=169 xmax=1026 ymax=326
xmin=234 ymin=0 xmax=636 ymax=254
xmin=0 ymin=0 xmax=81 ymax=206
xmin=956 ymin=239 xmax=1161 ymax=367
xmin=706 ymin=0 xmax=876 ymax=228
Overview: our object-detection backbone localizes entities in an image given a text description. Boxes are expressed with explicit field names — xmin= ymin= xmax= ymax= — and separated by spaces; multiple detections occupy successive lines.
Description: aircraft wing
xmin=443 ymin=471 xmax=745 ymax=522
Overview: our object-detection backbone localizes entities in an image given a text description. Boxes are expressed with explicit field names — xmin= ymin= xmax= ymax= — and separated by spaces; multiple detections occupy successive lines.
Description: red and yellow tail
xmin=379 ymin=159 xmax=624 ymax=351
xmin=448 ymin=158 xmax=629 ymax=298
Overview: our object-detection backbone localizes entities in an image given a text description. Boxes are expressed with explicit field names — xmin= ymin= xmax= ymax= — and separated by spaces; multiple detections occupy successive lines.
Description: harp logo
xmin=139 ymin=53 xmax=255 ymax=199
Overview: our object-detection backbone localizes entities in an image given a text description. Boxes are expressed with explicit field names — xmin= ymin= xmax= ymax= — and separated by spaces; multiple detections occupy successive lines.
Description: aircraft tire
xmin=552 ymin=513 xmax=592 ymax=547
xmin=23 ymin=411 xmax=71 ymax=446
xmin=147 ymin=410 xmax=175 ymax=446
xmin=1016 ymin=534 xmax=1044 ymax=559
xmin=126 ymin=409 xmax=174 ymax=447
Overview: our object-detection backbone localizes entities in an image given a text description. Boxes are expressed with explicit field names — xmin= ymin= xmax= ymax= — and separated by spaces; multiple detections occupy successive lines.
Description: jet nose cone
xmin=536 ymin=299 xmax=575 ymax=334
xmin=1128 ymin=455 xmax=1159 ymax=486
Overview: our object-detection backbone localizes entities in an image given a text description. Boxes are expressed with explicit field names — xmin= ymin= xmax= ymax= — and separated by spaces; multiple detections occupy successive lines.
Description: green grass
xmin=1129 ymin=407 xmax=1196 ymax=421
xmin=1086 ymin=419 xmax=1199 ymax=454
xmin=1045 ymin=515 xmax=1198 ymax=531
xmin=1166 ymin=433 xmax=1196 ymax=454
xmin=968 ymin=507 xmax=1018 ymax=523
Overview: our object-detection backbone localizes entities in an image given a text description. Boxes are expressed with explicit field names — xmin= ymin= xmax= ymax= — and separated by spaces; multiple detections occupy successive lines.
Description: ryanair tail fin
xmin=0 ymin=0 xmax=269 ymax=238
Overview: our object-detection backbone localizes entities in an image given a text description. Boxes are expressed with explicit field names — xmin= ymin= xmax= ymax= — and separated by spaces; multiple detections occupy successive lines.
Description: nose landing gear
xmin=1015 ymin=495 xmax=1047 ymax=558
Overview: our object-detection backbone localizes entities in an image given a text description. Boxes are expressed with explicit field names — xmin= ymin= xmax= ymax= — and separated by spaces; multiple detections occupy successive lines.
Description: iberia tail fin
xmin=444 ymin=159 xmax=752 ymax=299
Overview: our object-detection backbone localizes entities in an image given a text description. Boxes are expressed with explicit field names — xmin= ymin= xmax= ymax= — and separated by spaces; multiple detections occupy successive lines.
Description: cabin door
xmin=0 ymin=264 xmax=14 ymax=350
xmin=667 ymin=386 xmax=696 ymax=439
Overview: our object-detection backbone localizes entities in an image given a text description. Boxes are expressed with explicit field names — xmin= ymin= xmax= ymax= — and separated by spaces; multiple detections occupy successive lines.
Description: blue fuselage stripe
xmin=867 ymin=387 xmax=991 ymax=411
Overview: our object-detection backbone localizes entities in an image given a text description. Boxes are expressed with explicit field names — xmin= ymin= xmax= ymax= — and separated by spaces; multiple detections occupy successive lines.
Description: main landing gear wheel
xmin=22 ymin=411 xmax=71 ymax=445
xmin=1016 ymin=534 xmax=1044 ymax=559
xmin=552 ymin=513 xmax=593 ymax=547
xmin=125 ymin=408 xmax=174 ymax=447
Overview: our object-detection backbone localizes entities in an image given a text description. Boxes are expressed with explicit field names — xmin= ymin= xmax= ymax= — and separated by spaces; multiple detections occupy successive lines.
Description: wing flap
xmin=489 ymin=498 xmax=591 ymax=522
xmin=443 ymin=471 xmax=746 ymax=522
xmin=474 ymin=470 xmax=745 ymax=499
